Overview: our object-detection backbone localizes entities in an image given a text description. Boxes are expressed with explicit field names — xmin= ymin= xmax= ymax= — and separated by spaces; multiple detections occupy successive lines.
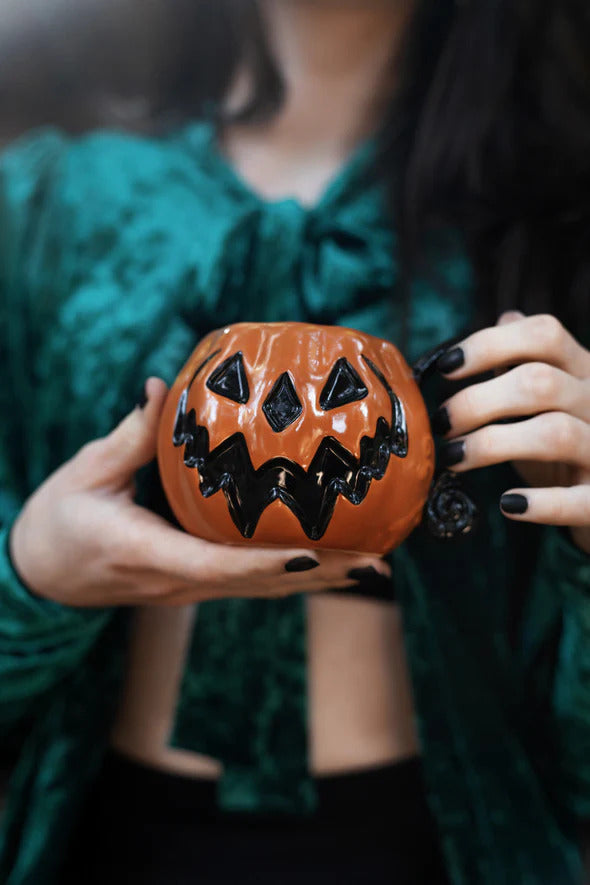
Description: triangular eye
xmin=319 ymin=358 xmax=368 ymax=411
xmin=206 ymin=352 xmax=250 ymax=404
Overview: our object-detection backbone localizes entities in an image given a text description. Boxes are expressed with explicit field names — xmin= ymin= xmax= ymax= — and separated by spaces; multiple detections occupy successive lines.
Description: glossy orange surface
xmin=157 ymin=323 xmax=434 ymax=554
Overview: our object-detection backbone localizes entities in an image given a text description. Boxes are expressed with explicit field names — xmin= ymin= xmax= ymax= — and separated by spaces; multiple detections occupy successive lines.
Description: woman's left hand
xmin=432 ymin=311 xmax=590 ymax=554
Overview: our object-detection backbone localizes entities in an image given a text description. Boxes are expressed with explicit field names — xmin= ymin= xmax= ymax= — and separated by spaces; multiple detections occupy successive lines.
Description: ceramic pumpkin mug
xmin=157 ymin=323 xmax=477 ymax=555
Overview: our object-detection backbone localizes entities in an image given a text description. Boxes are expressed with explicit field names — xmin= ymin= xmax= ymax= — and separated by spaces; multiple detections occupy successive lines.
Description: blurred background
xmin=0 ymin=0 xmax=195 ymax=799
xmin=0 ymin=0 xmax=196 ymax=145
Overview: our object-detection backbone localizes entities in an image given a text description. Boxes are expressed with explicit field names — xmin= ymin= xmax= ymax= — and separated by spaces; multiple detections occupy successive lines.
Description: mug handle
xmin=412 ymin=337 xmax=479 ymax=541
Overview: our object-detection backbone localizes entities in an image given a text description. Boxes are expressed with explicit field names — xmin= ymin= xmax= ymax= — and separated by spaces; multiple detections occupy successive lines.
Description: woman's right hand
xmin=9 ymin=378 xmax=390 ymax=609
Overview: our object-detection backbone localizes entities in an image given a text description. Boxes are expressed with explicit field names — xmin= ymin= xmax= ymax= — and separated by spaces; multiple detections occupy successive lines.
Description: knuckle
xmin=530 ymin=314 xmax=564 ymax=353
xmin=455 ymin=386 xmax=477 ymax=421
xmin=538 ymin=492 xmax=565 ymax=524
xmin=542 ymin=412 xmax=575 ymax=453
xmin=521 ymin=362 xmax=559 ymax=404
xmin=80 ymin=437 xmax=105 ymax=459
xmin=108 ymin=522 xmax=144 ymax=569
xmin=187 ymin=563 xmax=219 ymax=586
xmin=155 ymin=583 xmax=180 ymax=601
xmin=138 ymin=583 xmax=163 ymax=600
xmin=271 ymin=583 xmax=295 ymax=599
xmin=551 ymin=497 xmax=569 ymax=524
xmin=74 ymin=438 xmax=107 ymax=472
xmin=141 ymin=584 xmax=177 ymax=604
xmin=474 ymin=427 xmax=496 ymax=461
xmin=106 ymin=537 xmax=134 ymax=572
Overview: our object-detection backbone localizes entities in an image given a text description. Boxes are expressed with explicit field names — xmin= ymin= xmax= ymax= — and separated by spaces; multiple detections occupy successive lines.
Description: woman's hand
xmin=9 ymin=378 xmax=389 ymax=608
xmin=431 ymin=312 xmax=590 ymax=554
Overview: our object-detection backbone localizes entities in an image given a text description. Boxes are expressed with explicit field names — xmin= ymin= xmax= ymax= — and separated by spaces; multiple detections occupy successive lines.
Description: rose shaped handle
xmin=412 ymin=336 xmax=479 ymax=540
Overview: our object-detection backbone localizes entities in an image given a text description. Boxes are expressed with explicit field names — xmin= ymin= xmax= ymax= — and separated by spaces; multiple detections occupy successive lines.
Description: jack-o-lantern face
xmin=157 ymin=323 xmax=435 ymax=554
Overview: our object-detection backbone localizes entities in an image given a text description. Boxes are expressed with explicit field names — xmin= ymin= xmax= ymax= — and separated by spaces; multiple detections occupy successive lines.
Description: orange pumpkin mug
xmin=157 ymin=323 xmax=477 ymax=555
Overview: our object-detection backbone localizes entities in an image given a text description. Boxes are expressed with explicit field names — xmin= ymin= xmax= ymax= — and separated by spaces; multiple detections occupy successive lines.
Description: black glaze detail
xmin=262 ymin=372 xmax=303 ymax=432
xmin=424 ymin=471 xmax=478 ymax=539
xmin=206 ymin=351 xmax=250 ymax=404
xmin=361 ymin=356 xmax=408 ymax=457
xmin=319 ymin=358 xmax=369 ymax=411
xmin=412 ymin=337 xmax=480 ymax=542
xmin=172 ymin=357 xmax=408 ymax=541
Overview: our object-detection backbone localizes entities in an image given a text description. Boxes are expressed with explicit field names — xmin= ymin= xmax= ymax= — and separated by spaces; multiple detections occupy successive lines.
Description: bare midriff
xmin=109 ymin=594 xmax=420 ymax=779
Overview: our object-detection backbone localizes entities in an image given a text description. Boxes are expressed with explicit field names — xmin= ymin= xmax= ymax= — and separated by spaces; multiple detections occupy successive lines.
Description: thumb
xmin=91 ymin=377 xmax=169 ymax=484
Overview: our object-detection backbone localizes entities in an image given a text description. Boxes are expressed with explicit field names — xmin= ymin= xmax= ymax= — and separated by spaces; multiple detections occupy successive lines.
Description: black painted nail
xmin=347 ymin=566 xmax=381 ymax=581
xmin=136 ymin=386 xmax=148 ymax=409
xmin=431 ymin=406 xmax=451 ymax=436
xmin=285 ymin=556 xmax=319 ymax=573
xmin=436 ymin=347 xmax=465 ymax=374
xmin=500 ymin=493 xmax=528 ymax=514
xmin=438 ymin=440 xmax=465 ymax=468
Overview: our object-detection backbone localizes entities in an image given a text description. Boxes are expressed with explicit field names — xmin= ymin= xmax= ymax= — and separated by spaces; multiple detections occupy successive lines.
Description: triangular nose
xmin=262 ymin=372 xmax=303 ymax=432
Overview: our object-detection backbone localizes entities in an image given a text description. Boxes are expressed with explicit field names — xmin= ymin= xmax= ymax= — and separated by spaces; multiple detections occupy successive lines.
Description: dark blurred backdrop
xmin=0 ymin=0 xmax=188 ymax=144
xmin=0 ymin=0 xmax=197 ymax=798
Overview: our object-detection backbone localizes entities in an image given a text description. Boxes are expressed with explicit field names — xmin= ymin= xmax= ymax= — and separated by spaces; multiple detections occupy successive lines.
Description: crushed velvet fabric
xmin=0 ymin=121 xmax=589 ymax=884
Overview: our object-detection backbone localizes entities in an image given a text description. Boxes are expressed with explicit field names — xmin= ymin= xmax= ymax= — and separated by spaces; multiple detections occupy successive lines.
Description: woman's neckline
xmin=185 ymin=118 xmax=378 ymax=214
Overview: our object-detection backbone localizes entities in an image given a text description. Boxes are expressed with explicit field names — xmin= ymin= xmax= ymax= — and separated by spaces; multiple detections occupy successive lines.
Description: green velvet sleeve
xmin=521 ymin=520 xmax=590 ymax=819
xmin=0 ymin=130 xmax=112 ymax=734
xmin=530 ymin=526 xmax=590 ymax=817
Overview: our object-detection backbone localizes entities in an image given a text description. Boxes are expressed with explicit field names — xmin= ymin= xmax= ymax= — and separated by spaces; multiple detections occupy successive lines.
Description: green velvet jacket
xmin=1 ymin=122 xmax=590 ymax=885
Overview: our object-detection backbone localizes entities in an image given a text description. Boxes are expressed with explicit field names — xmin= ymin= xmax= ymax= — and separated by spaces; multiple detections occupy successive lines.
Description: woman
xmin=1 ymin=0 xmax=590 ymax=882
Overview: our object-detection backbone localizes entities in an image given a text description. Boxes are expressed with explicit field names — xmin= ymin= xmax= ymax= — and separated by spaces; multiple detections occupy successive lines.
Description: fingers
xmin=130 ymin=506 xmax=391 ymax=594
xmin=438 ymin=411 xmax=590 ymax=473
xmin=77 ymin=377 xmax=169 ymax=486
xmin=159 ymin=571 xmax=366 ymax=606
xmin=433 ymin=365 xmax=590 ymax=438
xmin=153 ymin=558 xmax=391 ymax=606
xmin=436 ymin=313 xmax=590 ymax=380
xmin=499 ymin=485 xmax=590 ymax=528
xmin=306 ymin=549 xmax=392 ymax=583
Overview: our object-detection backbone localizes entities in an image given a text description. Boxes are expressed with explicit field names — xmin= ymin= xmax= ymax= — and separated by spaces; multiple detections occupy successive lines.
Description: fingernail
xmin=136 ymin=384 xmax=148 ymax=409
xmin=436 ymin=347 xmax=464 ymax=374
xmin=439 ymin=440 xmax=465 ymax=468
xmin=285 ymin=556 xmax=319 ymax=573
xmin=500 ymin=493 xmax=528 ymax=514
xmin=431 ymin=406 xmax=451 ymax=436
xmin=347 ymin=566 xmax=380 ymax=581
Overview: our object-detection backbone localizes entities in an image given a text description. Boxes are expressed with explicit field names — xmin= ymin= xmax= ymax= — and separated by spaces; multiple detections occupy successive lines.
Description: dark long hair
xmin=153 ymin=0 xmax=590 ymax=333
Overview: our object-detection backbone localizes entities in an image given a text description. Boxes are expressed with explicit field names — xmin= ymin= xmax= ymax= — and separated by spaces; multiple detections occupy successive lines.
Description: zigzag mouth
xmin=172 ymin=356 xmax=408 ymax=541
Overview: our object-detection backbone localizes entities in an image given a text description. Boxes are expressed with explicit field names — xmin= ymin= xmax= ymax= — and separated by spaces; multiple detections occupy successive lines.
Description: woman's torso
xmin=107 ymin=117 xmax=445 ymax=781
xmin=110 ymin=594 xmax=420 ymax=778
xmin=19 ymin=117 xmax=472 ymax=797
